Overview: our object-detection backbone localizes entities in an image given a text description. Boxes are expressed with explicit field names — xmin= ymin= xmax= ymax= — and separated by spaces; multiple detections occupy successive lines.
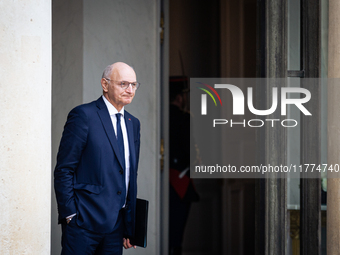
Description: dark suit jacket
xmin=54 ymin=97 xmax=140 ymax=237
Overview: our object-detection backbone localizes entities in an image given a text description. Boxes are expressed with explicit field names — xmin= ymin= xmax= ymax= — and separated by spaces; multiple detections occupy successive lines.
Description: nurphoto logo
xmin=198 ymin=82 xmax=312 ymax=128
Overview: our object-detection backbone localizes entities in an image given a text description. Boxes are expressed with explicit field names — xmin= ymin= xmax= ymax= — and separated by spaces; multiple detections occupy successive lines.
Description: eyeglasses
xmin=104 ymin=78 xmax=140 ymax=90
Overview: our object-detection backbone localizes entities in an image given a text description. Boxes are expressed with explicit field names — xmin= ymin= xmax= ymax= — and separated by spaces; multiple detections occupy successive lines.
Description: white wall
xmin=0 ymin=1 xmax=51 ymax=254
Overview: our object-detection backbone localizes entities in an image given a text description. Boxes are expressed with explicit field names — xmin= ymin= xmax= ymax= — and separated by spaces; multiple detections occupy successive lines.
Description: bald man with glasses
xmin=54 ymin=62 xmax=141 ymax=254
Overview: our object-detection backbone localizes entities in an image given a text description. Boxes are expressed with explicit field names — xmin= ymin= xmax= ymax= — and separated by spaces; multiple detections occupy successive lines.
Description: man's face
xmin=102 ymin=64 xmax=137 ymax=110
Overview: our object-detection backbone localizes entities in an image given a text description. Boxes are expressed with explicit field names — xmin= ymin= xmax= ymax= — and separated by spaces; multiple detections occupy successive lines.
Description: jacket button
xmin=117 ymin=191 xmax=122 ymax=195
xmin=119 ymin=170 xmax=124 ymax=175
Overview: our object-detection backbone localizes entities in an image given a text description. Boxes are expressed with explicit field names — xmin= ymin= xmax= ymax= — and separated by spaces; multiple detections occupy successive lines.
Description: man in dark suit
xmin=54 ymin=62 xmax=141 ymax=254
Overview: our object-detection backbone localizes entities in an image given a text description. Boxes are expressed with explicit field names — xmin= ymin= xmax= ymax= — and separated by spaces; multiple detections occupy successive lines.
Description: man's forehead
xmin=111 ymin=67 xmax=136 ymax=80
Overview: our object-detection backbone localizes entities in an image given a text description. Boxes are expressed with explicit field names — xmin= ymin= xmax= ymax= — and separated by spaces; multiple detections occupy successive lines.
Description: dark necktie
xmin=116 ymin=113 xmax=125 ymax=170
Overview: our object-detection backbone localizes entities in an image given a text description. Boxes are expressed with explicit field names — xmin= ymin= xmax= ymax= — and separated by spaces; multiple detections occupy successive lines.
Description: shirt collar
xmin=102 ymin=95 xmax=125 ymax=117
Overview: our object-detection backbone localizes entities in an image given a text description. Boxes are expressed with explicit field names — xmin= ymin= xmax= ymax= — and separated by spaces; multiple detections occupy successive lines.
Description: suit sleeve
xmin=54 ymin=106 xmax=88 ymax=221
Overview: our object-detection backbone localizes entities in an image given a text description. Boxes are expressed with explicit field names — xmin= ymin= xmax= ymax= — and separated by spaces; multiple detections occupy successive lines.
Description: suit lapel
xmin=125 ymin=113 xmax=136 ymax=171
xmin=96 ymin=98 xmax=125 ymax=170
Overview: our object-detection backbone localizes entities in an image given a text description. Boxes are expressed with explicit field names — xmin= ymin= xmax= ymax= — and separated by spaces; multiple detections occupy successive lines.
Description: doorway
xmin=168 ymin=0 xmax=257 ymax=254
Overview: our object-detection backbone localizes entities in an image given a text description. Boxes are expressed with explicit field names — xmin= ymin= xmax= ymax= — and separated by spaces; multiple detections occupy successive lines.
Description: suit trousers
xmin=61 ymin=210 xmax=124 ymax=255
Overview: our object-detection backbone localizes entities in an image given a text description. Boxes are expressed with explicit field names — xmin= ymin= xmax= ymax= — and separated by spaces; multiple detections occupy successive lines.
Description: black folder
xmin=130 ymin=198 xmax=149 ymax=248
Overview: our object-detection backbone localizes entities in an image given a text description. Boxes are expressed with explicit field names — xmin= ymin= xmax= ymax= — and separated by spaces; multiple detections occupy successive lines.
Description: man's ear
xmin=101 ymin=78 xmax=109 ymax=92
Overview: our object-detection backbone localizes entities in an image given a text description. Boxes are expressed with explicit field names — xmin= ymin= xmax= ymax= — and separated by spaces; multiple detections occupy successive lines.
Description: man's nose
xmin=126 ymin=84 xmax=133 ymax=93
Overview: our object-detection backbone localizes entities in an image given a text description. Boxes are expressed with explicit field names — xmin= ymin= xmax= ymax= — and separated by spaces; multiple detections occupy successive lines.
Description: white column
xmin=0 ymin=1 xmax=51 ymax=254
